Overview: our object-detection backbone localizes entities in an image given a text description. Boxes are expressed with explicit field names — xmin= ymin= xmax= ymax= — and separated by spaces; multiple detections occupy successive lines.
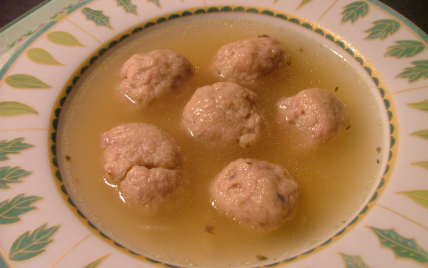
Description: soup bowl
xmin=0 ymin=1 xmax=427 ymax=267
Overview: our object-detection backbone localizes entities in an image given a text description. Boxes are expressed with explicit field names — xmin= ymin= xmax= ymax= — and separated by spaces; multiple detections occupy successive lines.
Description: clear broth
xmin=58 ymin=16 xmax=384 ymax=267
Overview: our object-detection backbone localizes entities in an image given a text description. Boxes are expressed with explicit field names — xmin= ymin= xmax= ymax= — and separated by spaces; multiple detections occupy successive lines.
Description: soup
xmin=57 ymin=15 xmax=384 ymax=267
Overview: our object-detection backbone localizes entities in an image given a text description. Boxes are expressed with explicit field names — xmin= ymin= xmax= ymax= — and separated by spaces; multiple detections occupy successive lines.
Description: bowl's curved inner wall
xmin=53 ymin=11 xmax=392 ymax=268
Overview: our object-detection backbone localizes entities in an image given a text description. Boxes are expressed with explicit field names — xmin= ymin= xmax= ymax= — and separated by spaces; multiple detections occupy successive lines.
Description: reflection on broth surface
xmin=58 ymin=15 xmax=384 ymax=267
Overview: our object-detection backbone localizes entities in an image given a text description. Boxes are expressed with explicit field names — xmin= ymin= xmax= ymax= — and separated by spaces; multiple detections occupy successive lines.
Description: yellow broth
xmin=58 ymin=17 xmax=384 ymax=267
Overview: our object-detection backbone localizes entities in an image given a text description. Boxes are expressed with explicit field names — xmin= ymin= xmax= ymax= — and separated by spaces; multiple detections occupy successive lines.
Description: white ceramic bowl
xmin=0 ymin=1 xmax=427 ymax=267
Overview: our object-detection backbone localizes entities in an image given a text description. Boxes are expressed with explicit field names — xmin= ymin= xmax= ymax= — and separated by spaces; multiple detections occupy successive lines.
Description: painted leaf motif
xmin=386 ymin=40 xmax=426 ymax=58
xmin=0 ymin=256 xmax=8 ymax=267
xmin=23 ymin=30 xmax=37 ymax=37
xmin=52 ymin=11 xmax=68 ymax=21
xmin=412 ymin=161 xmax=428 ymax=171
xmin=0 ymin=167 xmax=32 ymax=189
xmin=0 ymin=102 xmax=38 ymax=117
xmin=147 ymin=0 xmax=160 ymax=7
xmin=47 ymin=31 xmax=85 ymax=46
xmin=0 ymin=139 xmax=34 ymax=161
xmin=365 ymin=19 xmax=401 ymax=40
xmin=5 ymin=74 xmax=51 ymax=89
xmin=82 ymin=8 xmax=112 ymax=28
xmin=339 ymin=253 xmax=371 ymax=268
xmin=341 ymin=1 xmax=369 ymax=24
xmin=84 ymin=254 xmax=110 ymax=268
xmin=297 ymin=0 xmax=313 ymax=9
xmin=8 ymin=223 xmax=60 ymax=262
xmin=27 ymin=48 xmax=63 ymax=65
xmin=115 ymin=0 xmax=137 ymax=14
xmin=410 ymin=129 xmax=428 ymax=140
xmin=0 ymin=194 xmax=42 ymax=224
xmin=398 ymin=190 xmax=428 ymax=209
xmin=397 ymin=60 xmax=428 ymax=82
xmin=408 ymin=99 xmax=428 ymax=112
xmin=370 ymin=227 xmax=428 ymax=263
xmin=7 ymin=40 xmax=16 ymax=50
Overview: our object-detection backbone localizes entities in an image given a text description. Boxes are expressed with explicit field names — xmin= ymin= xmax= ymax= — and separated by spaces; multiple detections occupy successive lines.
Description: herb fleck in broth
xmin=58 ymin=16 xmax=383 ymax=267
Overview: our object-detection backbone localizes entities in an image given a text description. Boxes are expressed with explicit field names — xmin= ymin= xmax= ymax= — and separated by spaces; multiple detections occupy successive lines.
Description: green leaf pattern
xmin=147 ymin=0 xmax=160 ymax=7
xmin=365 ymin=19 xmax=401 ymax=40
xmin=407 ymin=100 xmax=428 ymax=112
xmin=398 ymin=190 xmax=428 ymax=209
xmin=407 ymin=83 xmax=428 ymax=226
xmin=411 ymin=161 xmax=428 ymax=171
xmin=0 ymin=102 xmax=38 ymax=117
xmin=47 ymin=31 xmax=85 ymax=46
xmin=0 ymin=194 xmax=42 ymax=224
xmin=0 ymin=138 xmax=34 ymax=161
xmin=5 ymin=74 xmax=51 ymax=89
xmin=397 ymin=60 xmax=428 ymax=82
xmin=0 ymin=2 xmax=427 ymax=267
xmin=340 ymin=2 xmax=428 ymax=84
xmin=370 ymin=227 xmax=428 ymax=264
xmin=385 ymin=40 xmax=426 ymax=58
xmin=82 ymin=8 xmax=112 ymax=29
xmin=115 ymin=0 xmax=137 ymax=14
xmin=0 ymin=167 xmax=32 ymax=190
xmin=84 ymin=254 xmax=110 ymax=268
xmin=52 ymin=11 xmax=68 ymax=22
xmin=8 ymin=223 xmax=60 ymax=262
xmin=410 ymin=129 xmax=428 ymax=140
xmin=341 ymin=1 xmax=369 ymax=24
xmin=297 ymin=0 xmax=313 ymax=10
xmin=339 ymin=253 xmax=371 ymax=268
xmin=0 ymin=0 xmax=109 ymax=266
xmin=27 ymin=48 xmax=63 ymax=65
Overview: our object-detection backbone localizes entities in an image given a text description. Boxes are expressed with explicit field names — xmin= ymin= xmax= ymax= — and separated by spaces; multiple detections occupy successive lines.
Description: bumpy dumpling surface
xmin=119 ymin=49 xmax=193 ymax=106
xmin=214 ymin=35 xmax=288 ymax=84
xmin=277 ymin=88 xmax=348 ymax=141
xmin=119 ymin=166 xmax=182 ymax=206
xmin=183 ymin=82 xmax=262 ymax=148
xmin=210 ymin=159 xmax=298 ymax=230
xmin=101 ymin=123 xmax=183 ymax=206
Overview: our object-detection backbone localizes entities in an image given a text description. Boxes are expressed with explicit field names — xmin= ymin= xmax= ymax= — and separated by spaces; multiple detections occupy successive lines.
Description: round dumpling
xmin=101 ymin=123 xmax=184 ymax=206
xmin=119 ymin=49 xmax=193 ymax=106
xmin=210 ymin=158 xmax=298 ymax=230
xmin=277 ymin=88 xmax=348 ymax=141
xmin=183 ymin=82 xmax=263 ymax=148
xmin=213 ymin=35 xmax=288 ymax=84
